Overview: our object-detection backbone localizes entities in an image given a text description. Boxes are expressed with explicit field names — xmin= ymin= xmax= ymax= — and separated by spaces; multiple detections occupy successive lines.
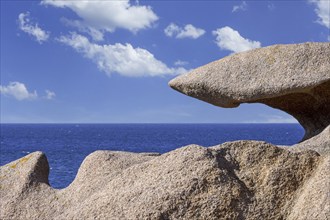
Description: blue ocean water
xmin=0 ymin=123 xmax=304 ymax=189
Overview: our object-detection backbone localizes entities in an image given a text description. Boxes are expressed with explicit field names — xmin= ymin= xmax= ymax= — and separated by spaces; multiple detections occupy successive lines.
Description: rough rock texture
xmin=288 ymin=125 xmax=330 ymax=155
xmin=1 ymin=142 xmax=329 ymax=219
xmin=169 ymin=42 xmax=330 ymax=141
xmin=286 ymin=154 xmax=330 ymax=219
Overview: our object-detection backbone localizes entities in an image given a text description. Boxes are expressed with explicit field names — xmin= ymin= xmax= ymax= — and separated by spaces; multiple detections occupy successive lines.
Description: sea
xmin=0 ymin=123 xmax=304 ymax=189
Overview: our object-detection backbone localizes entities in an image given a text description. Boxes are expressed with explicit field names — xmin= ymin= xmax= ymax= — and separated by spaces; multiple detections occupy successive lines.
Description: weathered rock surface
xmin=169 ymin=42 xmax=330 ymax=141
xmin=1 ymin=141 xmax=329 ymax=219
xmin=288 ymin=125 xmax=330 ymax=155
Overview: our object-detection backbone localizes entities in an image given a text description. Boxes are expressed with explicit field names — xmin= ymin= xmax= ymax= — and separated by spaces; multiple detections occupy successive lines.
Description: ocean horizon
xmin=0 ymin=123 xmax=304 ymax=188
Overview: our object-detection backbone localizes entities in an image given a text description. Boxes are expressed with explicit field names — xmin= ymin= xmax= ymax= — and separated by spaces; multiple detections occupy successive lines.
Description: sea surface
xmin=0 ymin=123 xmax=304 ymax=189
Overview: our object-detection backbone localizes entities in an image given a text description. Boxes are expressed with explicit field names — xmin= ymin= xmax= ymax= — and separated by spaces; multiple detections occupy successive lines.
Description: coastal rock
xmin=0 ymin=152 xmax=54 ymax=220
xmin=169 ymin=42 xmax=330 ymax=141
xmin=286 ymin=154 xmax=330 ymax=219
xmin=1 ymin=142 xmax=329 ymax=219
xmin=0 ymin=151 xmax=49 ymax=198
xmin=289 ymin=125 xmax=330 ymax=155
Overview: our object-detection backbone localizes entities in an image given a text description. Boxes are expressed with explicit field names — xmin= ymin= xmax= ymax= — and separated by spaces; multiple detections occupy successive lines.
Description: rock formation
xmin=1 ymin=42 xmax=329 ymax=219
xmin=1 ymin=142 xmax=328 ymax=219
xmin=169 ymin=42 xmax=330 ymax=141
xmin=289 ymin=125 xmax=330 ymax=155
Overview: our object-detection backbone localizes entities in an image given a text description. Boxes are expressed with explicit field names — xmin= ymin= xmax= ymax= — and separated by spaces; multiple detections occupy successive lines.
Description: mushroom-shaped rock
xmin=169 ymin=42 xmax=330 ymax=141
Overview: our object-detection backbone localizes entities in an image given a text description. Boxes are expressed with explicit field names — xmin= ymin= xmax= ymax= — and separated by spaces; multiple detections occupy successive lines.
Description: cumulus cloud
xmin=60 ymin=18 xmax=104 ymax=42
xmin=232 ymin=1 xmax=248 ymax=13
xmin=42 ymin=0 xmax=158 ymax=41
xmin=18 ymin=12 xmax=50 ymax=43
xmin=0 ymin=82 xmax=56 ymax=101
xmin=57 ymin=32 xmax=187 ymax=77
xmin=164 ymin=23 xmax=205 ymax=39
xmin=212 ymin=26 xmax=261 ymax=53
xmin=0 ymin=82 xmax=38 ymax=100
xmin=309 ymin=0 xmax=330 ymax=29
xmin=45 ymin=90 xmax=56 ymax=100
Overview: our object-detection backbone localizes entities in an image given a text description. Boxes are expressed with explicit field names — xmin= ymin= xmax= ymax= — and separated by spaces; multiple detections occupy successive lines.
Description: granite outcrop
xmin=169 ymin=42 xmax=330 ymax=141
xmin=1 ymin=142 xmax=328 ymax=219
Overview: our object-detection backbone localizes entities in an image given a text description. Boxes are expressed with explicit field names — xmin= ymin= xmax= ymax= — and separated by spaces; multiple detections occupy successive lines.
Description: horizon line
xmin=0 ymin=122 xmax=300 ymax=125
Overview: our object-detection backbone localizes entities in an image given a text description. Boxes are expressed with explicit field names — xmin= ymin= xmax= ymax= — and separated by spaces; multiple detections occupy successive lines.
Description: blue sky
xmin=1 ymin=0 xmax=329 ymax=123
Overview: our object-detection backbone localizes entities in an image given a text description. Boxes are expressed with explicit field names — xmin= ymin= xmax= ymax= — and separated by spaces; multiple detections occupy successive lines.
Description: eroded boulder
xmin=1 ymin=142 xmax=329 ymax=219
xmin=169 ymin=42 xmax=330 ymax=141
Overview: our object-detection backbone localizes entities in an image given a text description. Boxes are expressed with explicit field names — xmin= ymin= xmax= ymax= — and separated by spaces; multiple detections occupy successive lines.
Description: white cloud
xmin=0 ymin=82 xmax=56 ymax=101
xmin=58 ymin=32 xmax=187 ymax=77
xmin=42 ymin=0 xmax=158 ymax=41
xmin=309 ymin=0 xmax=330 ymax=29
xmin=212 ymin=26 xmax=261 ymax=53
xmin=60 ymin=18 xmax=104 ymax=42
xmin=164 ymin=23 xmax=180 ymax=37
xmin=164 ymin=23 xmax=205 ymax=39
xmin=45 ymin=90 xmax=56 ymax=100
xmin=174 ymin=60 xmax=189 ymax=66
xmin=0 ymin=82 xmax=38 ymax=100
xmin=18 ymin=12 xmax=50 ymax=43
xmin=232 ymin=1 xmax=248 ymax=13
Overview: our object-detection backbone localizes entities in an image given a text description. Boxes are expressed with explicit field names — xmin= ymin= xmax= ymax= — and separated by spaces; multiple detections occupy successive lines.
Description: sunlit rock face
xmin=169 ymin=42 xmax=330 ymax=141
xmin=1 ymin=142 xmax=328 ymax=219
